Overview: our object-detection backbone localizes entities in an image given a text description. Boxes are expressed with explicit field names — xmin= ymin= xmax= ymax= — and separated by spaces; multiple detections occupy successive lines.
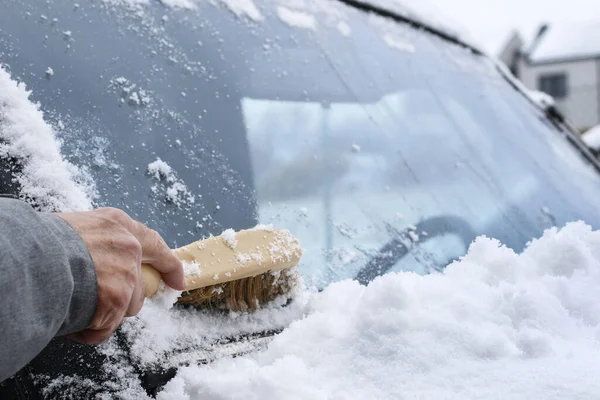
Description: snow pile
xmin=157 ymin=221 xmax=600 ymax=399
xmin=121 ymin=275 xmax=305 ymax=368
xmin=147 ymin=157 xmax=195 ymax=206
xmin=582 ymin=125 xmax=600 ymax=151
xmin=0 ymin=66 xmax=94 ymax=212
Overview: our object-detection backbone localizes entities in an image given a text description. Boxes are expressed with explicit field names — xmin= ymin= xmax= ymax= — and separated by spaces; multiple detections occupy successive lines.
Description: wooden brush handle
xmin=142 ymin=264 xmax=163 ymax=298
xmin=142 ymin=228 xmax=302 ymax=298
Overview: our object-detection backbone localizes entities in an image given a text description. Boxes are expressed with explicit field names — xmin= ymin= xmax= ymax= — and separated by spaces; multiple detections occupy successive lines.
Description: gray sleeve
xmin=0 ymin=198 xmax=98 ymax=382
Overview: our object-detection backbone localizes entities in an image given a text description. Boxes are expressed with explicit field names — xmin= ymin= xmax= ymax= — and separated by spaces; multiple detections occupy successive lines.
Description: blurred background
xmin=417 ymin=0 xmax=600 ymax=151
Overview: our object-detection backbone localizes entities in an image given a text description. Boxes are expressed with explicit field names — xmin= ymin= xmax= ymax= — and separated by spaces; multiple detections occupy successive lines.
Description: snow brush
xmin=141 ymin=227 xmax=303 ymax=311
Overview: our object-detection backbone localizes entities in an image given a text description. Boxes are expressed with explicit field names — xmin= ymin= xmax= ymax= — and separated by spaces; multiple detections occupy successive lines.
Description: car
xmin=2 ymin=0 xmax=600 ymax=398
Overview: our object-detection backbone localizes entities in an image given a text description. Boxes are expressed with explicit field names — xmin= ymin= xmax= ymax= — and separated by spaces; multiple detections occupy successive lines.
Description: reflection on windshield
xmin=243 ymin=68 xmax=600 ymax=288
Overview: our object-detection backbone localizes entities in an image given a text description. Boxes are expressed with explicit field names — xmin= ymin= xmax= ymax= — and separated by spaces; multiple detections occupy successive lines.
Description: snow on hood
xmin=155 ymin=221 xmax=600 ymax=399
xmin=0 ymin=66 xmax=95 ymax=211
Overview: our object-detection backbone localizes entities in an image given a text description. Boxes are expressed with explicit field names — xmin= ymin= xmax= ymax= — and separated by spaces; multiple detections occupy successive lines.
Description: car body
xmin=2 ymin=0 xmax=600 ymax=398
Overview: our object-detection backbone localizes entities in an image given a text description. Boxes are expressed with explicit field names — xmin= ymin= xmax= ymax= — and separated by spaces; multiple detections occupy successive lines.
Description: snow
xmin=147 ymin=158 xmax=194 ymax=206
xmin=408 ymin=230 xmax=419 ymax=242
xmin=220 ymin=228 xmax=238 ymax=249
xmin=152 ymin=221 xmax=600 ymax=399
xmin=151 ymin=283 xmax=183 ymax=310
xmin=350 ymin=144 xmax=361 ymax=152
xmin=492 ymin=58 xmax=559 ymax=114
xmin=528 ymin=21 xmax=600 ymax=63
xmin=528 ymin=89 xmax=555 ymax=109
xmin=337 ymin=21 xmax=351 ymax=37
xmin=582 ymin=125 xmax=600 ymax=151
xmin=150 ymin=260 xmax=202 ymax=309
xmin=383 ymin=33 xmax=416 ymax=52
xmin=45 ymin=67 xmax=54 ymax=77
xmin=183 ymin=260 xmax=201 ymax=277
xmin=219 ymin=0 xmax=263 ymax=21
xmin=159 ymin=0 xmax=196 ymax=9
xmin=110 ymin=77 xmax=152 ymax=107
xmin=119 ymin=267 xmax=304 ymax=369
xmin=0 ymin=66 xmax=94 ymax=212
xmin=276 ymin=6 xmax=317 ymax=31
xmin=147 ymin=158 xmax=173 ymax=180
xmin=383 ymin=34 xmax=415 ymax=53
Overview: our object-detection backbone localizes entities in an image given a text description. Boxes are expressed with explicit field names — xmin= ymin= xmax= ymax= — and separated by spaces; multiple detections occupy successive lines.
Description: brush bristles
xmin=176 ymin=269 xmax=298 ymax=312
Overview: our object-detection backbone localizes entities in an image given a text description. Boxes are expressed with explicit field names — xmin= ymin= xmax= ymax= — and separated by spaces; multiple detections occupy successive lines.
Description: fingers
xmin=125 ymin=263 xmax=145 ymax=317
xmin=128 ymin=221 xmax=185 ymax=290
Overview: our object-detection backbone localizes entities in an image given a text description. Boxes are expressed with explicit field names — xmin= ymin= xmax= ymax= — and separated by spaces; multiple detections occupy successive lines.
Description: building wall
xmin=518 ymin=57 xmax=599 ymax=130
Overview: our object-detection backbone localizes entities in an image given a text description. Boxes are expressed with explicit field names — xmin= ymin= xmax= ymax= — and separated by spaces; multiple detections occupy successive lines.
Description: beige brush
xmin=142 ymin=227 xmax=303 ymax=311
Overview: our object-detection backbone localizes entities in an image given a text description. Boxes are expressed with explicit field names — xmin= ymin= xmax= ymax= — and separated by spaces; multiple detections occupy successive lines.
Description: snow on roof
xmin=529 ymin=20 xmax=600 ymax=63
xmin=582 ymin=125 xmax=600 ymax=151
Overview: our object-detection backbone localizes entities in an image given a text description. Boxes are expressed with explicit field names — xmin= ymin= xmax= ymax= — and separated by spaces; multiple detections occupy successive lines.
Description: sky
xmin=413 ymin=0 xmax=600 ymax=55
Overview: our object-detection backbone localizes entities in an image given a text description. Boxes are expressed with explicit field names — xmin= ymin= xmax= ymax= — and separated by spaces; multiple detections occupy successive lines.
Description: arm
xmin=0 ymin=198 xmax=97 ymax=382
xmin=0 ymin=199 xmax=185 ymax=383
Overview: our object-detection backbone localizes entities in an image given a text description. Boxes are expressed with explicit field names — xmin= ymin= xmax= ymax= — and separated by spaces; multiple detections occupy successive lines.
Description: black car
xmin=2 ymin=0 xmax=600 ymax=398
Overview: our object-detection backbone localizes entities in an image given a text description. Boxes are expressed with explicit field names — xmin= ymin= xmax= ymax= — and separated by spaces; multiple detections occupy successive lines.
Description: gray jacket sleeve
xmin=0 ymin=198 xmax=98 ymax=382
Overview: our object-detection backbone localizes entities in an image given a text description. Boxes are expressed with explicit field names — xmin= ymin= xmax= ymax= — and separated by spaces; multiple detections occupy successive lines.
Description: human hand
xmin=57 ymin=207 xmax=184 ymax=345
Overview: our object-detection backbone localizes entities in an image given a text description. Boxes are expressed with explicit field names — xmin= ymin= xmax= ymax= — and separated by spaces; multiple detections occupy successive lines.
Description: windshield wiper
xmin=334 ymin=0 xmax=482 ymax=56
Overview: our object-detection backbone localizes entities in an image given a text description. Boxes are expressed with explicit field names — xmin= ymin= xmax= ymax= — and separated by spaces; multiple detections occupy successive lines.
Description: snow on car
xmin=2 ymin=0 xmax=600 ymax=399
xmin=582 ymin=125 xmax=600 ymax=154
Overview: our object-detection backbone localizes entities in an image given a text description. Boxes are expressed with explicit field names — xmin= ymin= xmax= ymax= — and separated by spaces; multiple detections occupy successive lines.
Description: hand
xmin=57 ymin=207 xmax=185 ymax=345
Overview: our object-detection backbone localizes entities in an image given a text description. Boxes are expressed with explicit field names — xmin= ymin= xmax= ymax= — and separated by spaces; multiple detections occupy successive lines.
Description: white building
xmin=499 ymin=22 xmax=600 ymax=132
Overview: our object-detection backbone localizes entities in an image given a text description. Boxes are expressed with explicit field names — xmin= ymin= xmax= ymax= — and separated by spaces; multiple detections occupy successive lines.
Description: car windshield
xmin=3 ymin=0 xmax=600 ymax=290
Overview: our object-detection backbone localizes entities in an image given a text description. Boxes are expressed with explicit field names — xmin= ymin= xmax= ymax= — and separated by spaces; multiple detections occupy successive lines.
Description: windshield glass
xmin=2 ymin=0 xmax=600 ymax=291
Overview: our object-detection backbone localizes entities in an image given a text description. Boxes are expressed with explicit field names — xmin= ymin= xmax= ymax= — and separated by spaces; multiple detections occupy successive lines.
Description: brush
xmin=142 ymin=227 xmax=303 ymax=311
